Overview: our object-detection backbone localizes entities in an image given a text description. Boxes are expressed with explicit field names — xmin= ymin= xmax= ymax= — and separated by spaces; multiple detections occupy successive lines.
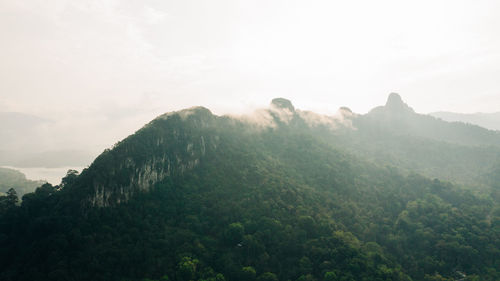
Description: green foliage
xmin=297 ymin=274 xmax=316 ymax=281
xmin=257 ymin=272 xmax=278 ymax=281
xmin=324 ymin=271 xmax=338 ymax=281
xmin=299 ymin=256 xmax=313 ymax=275
xmin=224 ymin=222 xmax=244 ymax=245
xmin=423 ymin=273 xmax=452 ymax=281
xmin=0 ymin=188 xmax=18 ymax=214
xmin=240 ymin=266 xmax=256 ymax=281
xmin=177 ymin=257 xmax=198 ymax=281
xmin=60 ymin=169 xmax=79 ymax=188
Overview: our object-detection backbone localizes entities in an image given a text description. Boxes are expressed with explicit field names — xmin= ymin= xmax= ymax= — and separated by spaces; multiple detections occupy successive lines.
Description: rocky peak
xmin=339 ymin=107 xmax=353 ymax=114
xmin=271 ymin=98 xmax=295 ymax=112
xmin=386 ymin=92 xmax=403 ymax=105
xmin=154 ymin=106 xmax=215 ymax=129
xmin=385 ymin=93 xmax=414 ymax=113
xmin=366 ymin=93 xmax=415 ymax=116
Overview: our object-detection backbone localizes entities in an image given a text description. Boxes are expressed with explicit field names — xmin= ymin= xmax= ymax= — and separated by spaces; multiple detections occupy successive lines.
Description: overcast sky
xmin=1 ymin=0 xmax=500 ymax=153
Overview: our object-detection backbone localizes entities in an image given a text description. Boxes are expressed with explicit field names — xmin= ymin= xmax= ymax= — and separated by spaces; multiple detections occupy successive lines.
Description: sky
xmin=1 ymin=0 xmax=500 ymax=160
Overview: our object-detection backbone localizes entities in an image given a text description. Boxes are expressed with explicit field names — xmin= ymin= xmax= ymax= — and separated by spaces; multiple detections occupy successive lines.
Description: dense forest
xmin=0 ymin=95 xmax=498 ymax=281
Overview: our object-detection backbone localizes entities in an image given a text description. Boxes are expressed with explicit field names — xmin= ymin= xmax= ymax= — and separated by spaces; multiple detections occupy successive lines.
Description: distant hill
xmin=0 ymin=167 xmax=45 ymax=196
xmin=430 ymin=111 xmax=500 ymax=131
xmin=359 ymin=93 xmax=500 ymax=147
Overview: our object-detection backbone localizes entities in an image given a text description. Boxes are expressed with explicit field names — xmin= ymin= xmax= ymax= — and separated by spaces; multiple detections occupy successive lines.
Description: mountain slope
xmin=359 ymin=93 xmax=500 ymax=148
xmin=431 ymin=111 xmax=500 ymax=131
xmin=323 ymin=94 xmax=500 ymax=189
xmin=0 ymin=98 xmax=498 ymax=281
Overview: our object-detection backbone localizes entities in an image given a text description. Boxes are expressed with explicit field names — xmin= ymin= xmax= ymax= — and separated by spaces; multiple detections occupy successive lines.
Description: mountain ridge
xmin=70 ymin=94 xmax=500 ymax=207
xmin=430 ymin=111 xmax=500 ymax=131
xmin=0 ymin=94 xmax=498 ymax=281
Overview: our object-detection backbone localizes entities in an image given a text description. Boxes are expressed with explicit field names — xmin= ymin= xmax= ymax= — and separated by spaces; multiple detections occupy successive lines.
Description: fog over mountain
xmin=1 ymin=94 xmax=499 ymax=281
xmin=2 ymin=93 xmax=499 ymax=188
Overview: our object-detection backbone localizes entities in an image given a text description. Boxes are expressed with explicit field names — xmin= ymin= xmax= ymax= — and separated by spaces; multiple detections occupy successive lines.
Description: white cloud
xmin=1 ymin=0 xmax=499 ymax=133
xmin=143 ymin=6 xmax=168 ymax=25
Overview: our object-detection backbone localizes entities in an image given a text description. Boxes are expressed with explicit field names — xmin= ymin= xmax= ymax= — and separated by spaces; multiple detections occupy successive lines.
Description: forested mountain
xmin=331 ymin=94 xmax=500 ymax=188
xmin=431 ymin=111 xmax=500 ymax=131
xmin=360 ymin=93 xmax=500 ymax=147
xmin=0 ymin=96 xmax=498 ymax=281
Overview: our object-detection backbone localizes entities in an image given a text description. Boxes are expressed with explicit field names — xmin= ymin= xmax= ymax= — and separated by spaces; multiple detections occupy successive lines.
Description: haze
xmin=1 ymin=0 xmax=500 ymax=176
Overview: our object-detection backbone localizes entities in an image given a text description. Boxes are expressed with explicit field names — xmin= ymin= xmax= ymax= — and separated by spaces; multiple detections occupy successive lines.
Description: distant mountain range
xmin=430 ymin=111 xmax=500 ymax=131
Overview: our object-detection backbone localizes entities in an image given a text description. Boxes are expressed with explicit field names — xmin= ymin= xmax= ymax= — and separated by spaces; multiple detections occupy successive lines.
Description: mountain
xmin=0 ymin=96 xmax=498 ymax=281
xmin=332 ymin=93 xmax=500 ymax=187
xmin=0 ymin=167 xmax=46 ymax=196
xmin=430 ymin=111 xmax=500 ymax=131
xmin=359 ymin=93 xmax=500 ymax=147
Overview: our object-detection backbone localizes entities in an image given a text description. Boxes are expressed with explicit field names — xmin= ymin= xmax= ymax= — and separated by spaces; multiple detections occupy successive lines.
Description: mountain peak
xmin=386 ymin=93 xmax=403 ymax=106
xmin=367 ymin=93 xmax=414 ymax=116
xmin=157 ymin=106 xmax=213 ymax=121
xmin=271 ymin=98 xmax=295 ymax=112
xmin=339 ymin=107 xmax=353 ymax=113
xmin=385 ymin=93 xmax=414 ymax=113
